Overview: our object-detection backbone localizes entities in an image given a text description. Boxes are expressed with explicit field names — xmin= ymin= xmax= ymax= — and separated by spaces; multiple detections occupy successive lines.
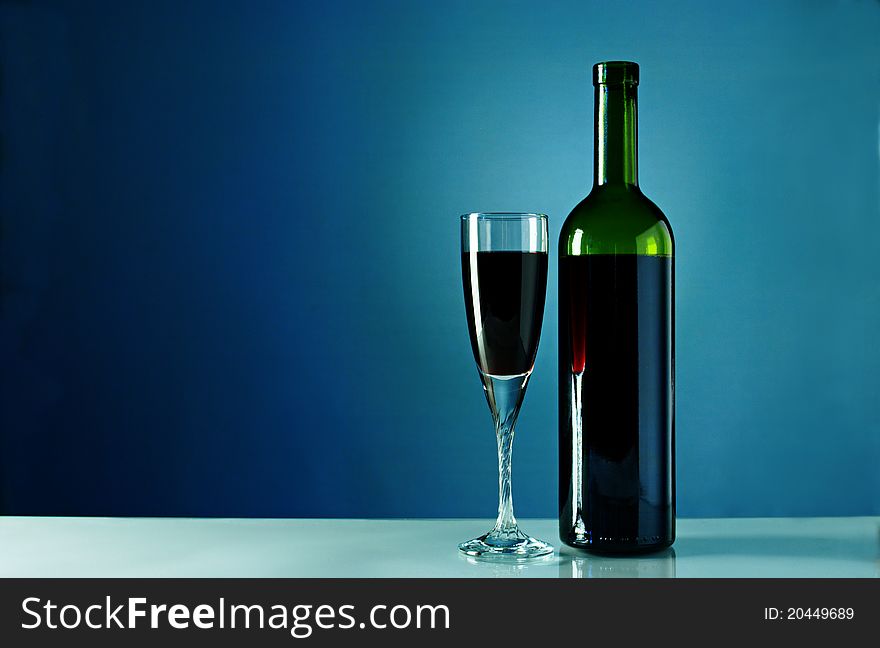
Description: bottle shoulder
xmin=559 ymin=185 xmax=673 ymax=256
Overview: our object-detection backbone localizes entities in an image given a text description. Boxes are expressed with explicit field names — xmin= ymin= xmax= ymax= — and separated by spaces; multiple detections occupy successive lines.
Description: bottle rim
xmin=593 ymin=61 xmax=639 ymax=86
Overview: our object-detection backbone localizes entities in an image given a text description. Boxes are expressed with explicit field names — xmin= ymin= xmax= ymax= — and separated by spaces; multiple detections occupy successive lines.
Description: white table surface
xmin=1 ymin=517 xmax=877 ymax=578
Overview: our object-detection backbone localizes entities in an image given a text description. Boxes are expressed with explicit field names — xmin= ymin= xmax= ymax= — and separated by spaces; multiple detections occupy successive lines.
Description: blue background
xmin=1 ymin=0 xmax=878 ymax=518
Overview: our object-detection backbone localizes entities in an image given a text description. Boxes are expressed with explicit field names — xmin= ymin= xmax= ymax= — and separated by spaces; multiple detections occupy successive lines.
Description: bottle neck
xmin=593 ymin=83 xmax=638 ymax=188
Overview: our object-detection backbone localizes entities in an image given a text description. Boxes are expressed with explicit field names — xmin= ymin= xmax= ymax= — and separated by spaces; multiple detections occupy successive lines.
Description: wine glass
xmin=459 ymin=213 xmax=553 ymax=558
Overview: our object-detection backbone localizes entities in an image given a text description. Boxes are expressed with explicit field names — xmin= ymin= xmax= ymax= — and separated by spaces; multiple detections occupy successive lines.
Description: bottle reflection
xmin=559 ymin=547 xmax=676 ymax=578
xmin=874 ymin=524 xmax=880 ymax=579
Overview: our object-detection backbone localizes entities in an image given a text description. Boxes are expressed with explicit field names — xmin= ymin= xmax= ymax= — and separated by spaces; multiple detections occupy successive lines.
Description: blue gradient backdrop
xmin=1 ymin=0 xmax=878 ymax=517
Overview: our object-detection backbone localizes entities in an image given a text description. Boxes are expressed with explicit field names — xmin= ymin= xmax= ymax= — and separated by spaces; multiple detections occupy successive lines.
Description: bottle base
xmin=560 ymin=536 xmax=674 ymax=556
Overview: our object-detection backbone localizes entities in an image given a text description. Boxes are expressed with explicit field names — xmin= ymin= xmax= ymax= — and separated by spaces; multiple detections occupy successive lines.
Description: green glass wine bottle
xmin=559 ymin=61 xmax=675 ymax=554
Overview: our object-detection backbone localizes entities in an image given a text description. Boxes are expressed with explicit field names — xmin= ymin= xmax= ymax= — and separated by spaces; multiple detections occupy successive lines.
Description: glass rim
xmin=460 ymin=212 xmax=548 ymax=221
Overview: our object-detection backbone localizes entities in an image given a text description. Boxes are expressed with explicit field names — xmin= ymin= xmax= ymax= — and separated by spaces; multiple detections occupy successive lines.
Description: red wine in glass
xmin=461 ymin=251 xmax=548 ymax=377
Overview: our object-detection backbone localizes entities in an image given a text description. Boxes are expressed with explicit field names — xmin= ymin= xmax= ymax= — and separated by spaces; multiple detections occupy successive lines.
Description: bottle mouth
xmin=593 ymin=61 xmax=639 ymax=86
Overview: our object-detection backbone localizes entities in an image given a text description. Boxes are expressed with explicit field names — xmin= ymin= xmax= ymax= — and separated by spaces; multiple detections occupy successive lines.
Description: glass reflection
xmin=460 ymin=552 xmax=556 ymax=577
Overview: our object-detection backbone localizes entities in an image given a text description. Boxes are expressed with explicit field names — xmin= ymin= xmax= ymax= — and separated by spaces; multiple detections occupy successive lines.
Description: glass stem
xmin=480 ymin=372 xmax=528 ymax=538
xmin=494 ymin=419 xmax=517 ymax=533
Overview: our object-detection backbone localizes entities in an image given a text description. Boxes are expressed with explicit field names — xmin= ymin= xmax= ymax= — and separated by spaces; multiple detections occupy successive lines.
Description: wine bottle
xmin=559 ymin=61 xmax=674 ymax=553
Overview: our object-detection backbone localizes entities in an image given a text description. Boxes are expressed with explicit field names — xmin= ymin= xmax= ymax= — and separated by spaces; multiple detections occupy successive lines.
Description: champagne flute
xmin=459 ymin=213 xmax=553 ymax=558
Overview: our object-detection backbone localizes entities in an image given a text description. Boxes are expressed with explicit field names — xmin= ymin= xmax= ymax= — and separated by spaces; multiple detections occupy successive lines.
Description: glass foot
xmin=459 ymin=527 xmax=553 ymax=559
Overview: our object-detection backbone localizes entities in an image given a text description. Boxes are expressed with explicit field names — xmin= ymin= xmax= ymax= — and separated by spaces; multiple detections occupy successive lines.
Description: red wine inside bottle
xmin=559 ymin=254 xmax=673 ymax=552
xmin=559 ymin=61 xmax=674 ymax=553
xmin=462 ymin=251 xmax=548 ymax=376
